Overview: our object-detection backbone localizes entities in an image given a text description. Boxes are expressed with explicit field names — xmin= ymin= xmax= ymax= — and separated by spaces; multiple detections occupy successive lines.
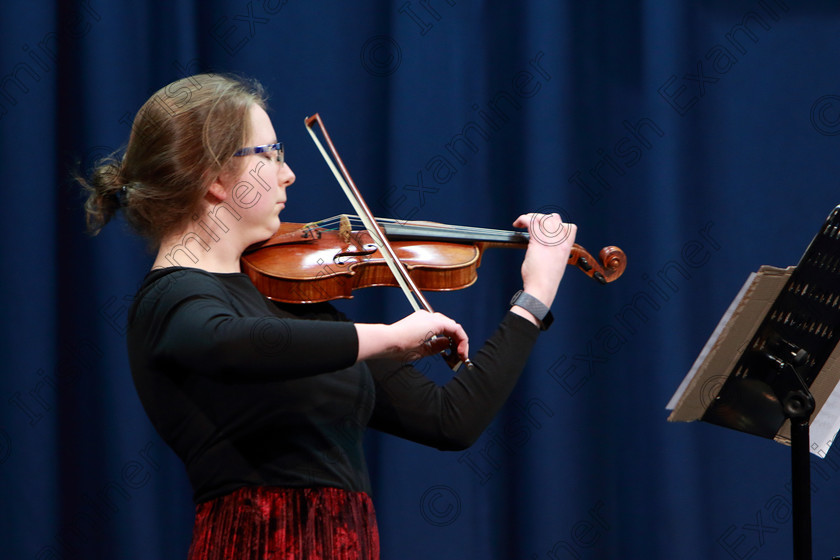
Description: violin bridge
xmin=339 ymin=214 xmax=352 ymax=244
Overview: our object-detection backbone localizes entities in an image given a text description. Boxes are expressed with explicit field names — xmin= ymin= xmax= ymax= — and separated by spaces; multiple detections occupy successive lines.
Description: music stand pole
xmin=769 ymin=352 xmax=815 ymax=560
xmin=791 ymin=414 xmax=812 ymax=560
xmin=750 ymin=345 xmax=815 ymax=560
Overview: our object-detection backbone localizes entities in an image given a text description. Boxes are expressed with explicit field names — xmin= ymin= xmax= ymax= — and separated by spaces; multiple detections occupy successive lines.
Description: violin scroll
xmin=569 ymin=244 xmax=627 ymax=285
xmin=600 ymin=246 xmax=627 ymax=280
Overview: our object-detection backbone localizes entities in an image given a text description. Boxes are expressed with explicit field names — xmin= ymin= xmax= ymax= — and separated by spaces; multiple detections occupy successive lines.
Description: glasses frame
xmin=233 ymin=142 xmax=284 ymax=164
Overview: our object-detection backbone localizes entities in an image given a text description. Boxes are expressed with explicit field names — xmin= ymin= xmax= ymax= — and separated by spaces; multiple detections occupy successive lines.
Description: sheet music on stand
xmin=667 ymin=208 xmax=840 ymax=458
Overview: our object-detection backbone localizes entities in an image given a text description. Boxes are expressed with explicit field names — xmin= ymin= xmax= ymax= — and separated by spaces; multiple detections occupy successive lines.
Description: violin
xmin=241 ymin=214 xmax=627 ymax=304
xmin=252 ymin=112 xmax=626 ymax=370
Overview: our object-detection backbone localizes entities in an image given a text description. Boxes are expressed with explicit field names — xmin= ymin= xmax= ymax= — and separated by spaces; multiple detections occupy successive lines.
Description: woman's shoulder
xmin=129 ymin=267 xmax=241 ymax=320
xmin=140 ymin=266 xmax=229 ymax=296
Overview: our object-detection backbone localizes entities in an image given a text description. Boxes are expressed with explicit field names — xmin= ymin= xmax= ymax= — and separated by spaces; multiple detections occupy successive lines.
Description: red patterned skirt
xmin=187 ymin=487 xmax=380 ymax=560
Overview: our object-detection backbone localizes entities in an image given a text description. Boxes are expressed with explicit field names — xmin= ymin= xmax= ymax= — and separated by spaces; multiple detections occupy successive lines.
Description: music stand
xmin=667 ymin=205 xmax=840 ymax=560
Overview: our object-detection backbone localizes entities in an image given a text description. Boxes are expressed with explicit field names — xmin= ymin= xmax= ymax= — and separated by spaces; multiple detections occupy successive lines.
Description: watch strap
xmin=510 ymin=290 xmax=553 ymax=330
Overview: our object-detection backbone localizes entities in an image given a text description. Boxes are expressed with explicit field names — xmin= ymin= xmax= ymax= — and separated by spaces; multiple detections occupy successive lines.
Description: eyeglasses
xmin=233 ymin=142 xmax=284 ymax=164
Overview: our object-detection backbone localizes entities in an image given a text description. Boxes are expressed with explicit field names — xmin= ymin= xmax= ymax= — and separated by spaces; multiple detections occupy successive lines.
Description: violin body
xmin=242 ymin=222 xmax=488 ymax=303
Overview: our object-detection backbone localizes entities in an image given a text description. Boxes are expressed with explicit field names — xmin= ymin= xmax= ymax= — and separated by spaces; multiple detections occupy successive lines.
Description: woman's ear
xmin=206 ymin=176 xmax=228 ymax=203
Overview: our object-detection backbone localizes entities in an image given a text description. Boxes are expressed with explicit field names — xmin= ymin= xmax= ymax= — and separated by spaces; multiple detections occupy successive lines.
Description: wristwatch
xmin=510 ymin=290 xmax=553 ymax=330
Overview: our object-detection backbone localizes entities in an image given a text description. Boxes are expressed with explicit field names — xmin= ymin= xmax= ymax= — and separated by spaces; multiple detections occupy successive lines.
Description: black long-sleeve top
xmin=126 ymin=268 xmax=540 ymax=504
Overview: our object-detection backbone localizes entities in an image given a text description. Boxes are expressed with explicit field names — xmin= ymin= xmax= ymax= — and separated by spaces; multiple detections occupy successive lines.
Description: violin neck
xmin=379 ymin=221 xmax=529 ymax=248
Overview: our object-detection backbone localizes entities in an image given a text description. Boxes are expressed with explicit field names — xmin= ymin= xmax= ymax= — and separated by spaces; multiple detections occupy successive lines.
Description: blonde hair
xmin=80 ymin=73 xmax=267 ymax=244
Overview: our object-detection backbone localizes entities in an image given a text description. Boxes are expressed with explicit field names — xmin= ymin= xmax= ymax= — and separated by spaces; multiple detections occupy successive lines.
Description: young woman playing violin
xmin=81 ymin=74 xmax=576 ymax=560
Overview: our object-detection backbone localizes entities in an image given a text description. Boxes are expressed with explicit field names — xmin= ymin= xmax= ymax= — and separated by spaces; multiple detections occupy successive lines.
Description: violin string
xmin=314 ymin=214 xmax=529 ymax=242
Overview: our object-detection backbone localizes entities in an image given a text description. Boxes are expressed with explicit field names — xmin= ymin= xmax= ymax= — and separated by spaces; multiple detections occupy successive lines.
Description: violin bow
xmin=305 ymin=113 xmax=469 ymax=371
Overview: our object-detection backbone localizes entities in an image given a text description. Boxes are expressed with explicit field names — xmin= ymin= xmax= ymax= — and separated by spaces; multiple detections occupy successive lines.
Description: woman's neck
xmin=152 ymin=219 xmax=245 ymax=273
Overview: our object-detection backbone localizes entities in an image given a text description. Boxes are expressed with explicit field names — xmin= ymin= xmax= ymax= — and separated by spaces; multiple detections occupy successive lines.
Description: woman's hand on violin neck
xmin=355 ymin=310 xmax=469 ymax=363
xmin=513 ymin=213 xmax=577 ymax=309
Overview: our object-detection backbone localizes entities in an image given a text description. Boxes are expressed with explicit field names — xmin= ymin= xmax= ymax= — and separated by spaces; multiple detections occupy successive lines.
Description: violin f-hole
xmin=334 ymin=245 xmax=378 ymax=266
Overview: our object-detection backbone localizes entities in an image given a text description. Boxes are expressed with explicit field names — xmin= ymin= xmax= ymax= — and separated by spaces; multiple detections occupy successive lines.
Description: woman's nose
xmin=279 ymin=163 xmax=295 ymax=188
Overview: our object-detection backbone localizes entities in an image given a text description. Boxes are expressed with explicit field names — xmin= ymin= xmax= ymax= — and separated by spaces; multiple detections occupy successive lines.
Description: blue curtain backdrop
xmin=2 ymin=0 xmax=840 ymax=558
